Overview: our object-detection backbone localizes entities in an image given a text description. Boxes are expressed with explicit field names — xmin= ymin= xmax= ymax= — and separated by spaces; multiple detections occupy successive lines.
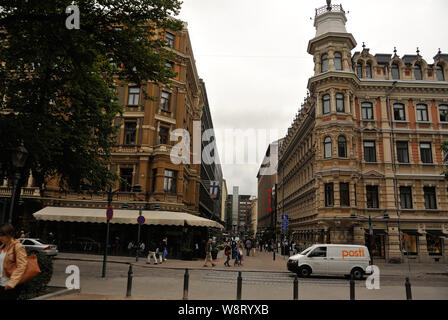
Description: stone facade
xmin=277 ymin=2 xmax=448 ymax=263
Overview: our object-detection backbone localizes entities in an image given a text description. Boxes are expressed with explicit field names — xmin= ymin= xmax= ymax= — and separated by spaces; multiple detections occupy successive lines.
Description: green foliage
xmin=18 ymin=253 xmax=54 ymax=300
xmin=0 ymin=0 xmax=183 ymax=191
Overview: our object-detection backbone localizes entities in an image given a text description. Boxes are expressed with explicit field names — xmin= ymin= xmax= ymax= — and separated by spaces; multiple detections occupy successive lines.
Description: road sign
xmin=281 ymin=214 xmax=289 ymax=232
xmin=137 ymin=215 xmax=145 ymax=225
xmin=106 ymin=206 xmax=113 ymax=221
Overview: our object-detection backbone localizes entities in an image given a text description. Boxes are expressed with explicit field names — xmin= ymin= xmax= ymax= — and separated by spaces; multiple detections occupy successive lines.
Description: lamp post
xmin=136 ymin=206 xmax=142 ymax=262
xmin=9 ymin=145 xmax=28 ymax=225
xmin=350 ymin=213 xmax=389 ymax=265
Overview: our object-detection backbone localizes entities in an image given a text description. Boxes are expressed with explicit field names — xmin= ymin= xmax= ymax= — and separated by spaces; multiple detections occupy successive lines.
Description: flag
xmin=210 ymin=181 xmax=219 ymax=199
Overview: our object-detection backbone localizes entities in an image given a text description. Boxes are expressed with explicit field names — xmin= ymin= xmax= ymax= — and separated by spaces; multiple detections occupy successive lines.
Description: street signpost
xmin=136 ymin=208 xmax=144 ymax=262
xmin=137 ymin=215 xmax=145 ymax=225
xmin=106 ymin=206 xmax=113 ymax=221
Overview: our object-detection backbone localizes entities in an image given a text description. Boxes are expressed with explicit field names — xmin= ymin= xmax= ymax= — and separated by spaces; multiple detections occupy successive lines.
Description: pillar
xmin=353 ymin=226 xmax=365 ymax=245
xmin=387 ymin=225 xmax=402 ymax=262
xmin=418 ymin=233 xmax=429 ymax=263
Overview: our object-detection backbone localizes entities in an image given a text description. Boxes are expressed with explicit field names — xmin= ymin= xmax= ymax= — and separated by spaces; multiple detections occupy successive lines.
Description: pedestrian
xmin=127 ymin=241 xmax=134 ymax=256
xmin=203 ymin=239 xmax=216 ymax=267
xmin=113 ymin=237 xmax=120 ymax=255
xmin=0 ymin=224 xmax=28 ymax=300
xmin=233 ymin=242 xmax=240 ymax=266
xmin=146 ymin=241 xmax=158 ymax=265
xmin=139 ymin=242 xmax=145 ymax=257
xmin=162 ymin=237 xmax=168 ymax=262
xmin=238 ymin=241 xmax=244 ymax=266
xmin=224 ymin=241 xmax=231 ymax=267
xmin=245 ymin=238 xmax=252 ymax=257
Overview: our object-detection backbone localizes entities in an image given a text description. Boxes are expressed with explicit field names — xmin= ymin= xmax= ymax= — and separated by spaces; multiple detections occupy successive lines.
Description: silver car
xmin=19 ymin=238 xmax=58 ymax=256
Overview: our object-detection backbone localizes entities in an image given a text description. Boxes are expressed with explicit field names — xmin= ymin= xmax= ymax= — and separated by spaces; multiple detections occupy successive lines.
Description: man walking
xmin=162 ymin=237 xmax=168 ymax=262
xmin=203 ymin=239 xmax=216 ymax=267
xmin=146 ymin=241 xmax=158 ymax=265
xmin=245 ymin=238 xmax=252 ymax=257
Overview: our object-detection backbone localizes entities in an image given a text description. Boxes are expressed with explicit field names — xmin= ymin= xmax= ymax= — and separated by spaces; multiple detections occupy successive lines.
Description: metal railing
xmin=316 ymin=4 xmax=345 ymax=17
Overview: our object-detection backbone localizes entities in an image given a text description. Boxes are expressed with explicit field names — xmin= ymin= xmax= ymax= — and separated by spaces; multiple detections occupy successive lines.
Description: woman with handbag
xmin=224 ymin=242 xmax=231 ymax=267
xmin=0 ymin=224 xmax=28 ymax=300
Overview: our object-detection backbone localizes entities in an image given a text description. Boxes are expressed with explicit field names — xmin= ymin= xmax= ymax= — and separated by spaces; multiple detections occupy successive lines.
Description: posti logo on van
xmin=342 ymin=249 xmax=365 ymax=259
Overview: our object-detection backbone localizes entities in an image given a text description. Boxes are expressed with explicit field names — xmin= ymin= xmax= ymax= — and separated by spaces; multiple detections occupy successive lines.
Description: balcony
xmin=0 ymin=186 xmax=40 ymax=198
xmin=316 ymin=4 xmax=345 ymax=17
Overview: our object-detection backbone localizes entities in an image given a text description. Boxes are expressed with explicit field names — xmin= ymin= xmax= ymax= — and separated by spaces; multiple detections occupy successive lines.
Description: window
xmin=366 ymin=62 xmax=372 ymax=78
xmin=356 ymin=62 xmax=363 ymax=78
xmin=322 ymin=94 xmax=330 ymax=114
xmin=391 ymin=63 xmax=400 ymax=80
xmin=399 ymin=186 xmax=413 ymax=209
xmin=158 ymin=126 xmax=170 ymax=145
xmin=124 ymin=122 xmax=137 ymax=145
xmin=396 ymin=141 xmax=409 ymax=163
xmin=164 ymin=169 xmax=176 ymax=193
xmin=423 ymin=187 xmax=437 ymax=209
xmin=325 ymin=183 xmax=334 ymax=207
xmin=160 ymin=91 xmax=171 ymax=112
xmin=165 ymin=61 xmax=174 ymax=69
xmin=340 ymin=183 xmax=350 ymax=207
xmin=426 ymin=233 xmax=443 ymax=256
xmin=393 ymin=103 xmax=405 ymax=121
xmin=120 ymin=168 xmax=133 ymax=192
xmin=165 ymin=32 xmax=175 ymax=48
xmin=439 ymin=105 xmax=448 ymax=122
xmin=127 ymin=87 xmax=140 ymax=106
xmin=366 ymin=186 xmax=379 ymax=208
xmin=420 ymin=142 xmax=433 ymax=163
xmin=334 ymin=52 xmax=342 ymax=70
xmin=324 ymin=137 xmax=332 ymax=159
xmin=321 ymin=54 xmax=328 ymax=72
xmin=401 ymin=232 xmax=418 ymax=255
xmin=361 ymin=102 xmax=374 ymax=120
xmin=338 ymin=136 xmax=347 ymax=158
xmin=414 ymin=64 xmax=422 ymax=80
xmin=336 ymin=93 xmax=345 ymax=112
xmin=436 ymin=65 xmax=445 ymax=81
xmin=416 ymin=104 xmax=428 ymax=121
xmin=363 ymin=141 xmax=376 ymax=162
xmin=309 ymin=246 xmax=327 ymax=258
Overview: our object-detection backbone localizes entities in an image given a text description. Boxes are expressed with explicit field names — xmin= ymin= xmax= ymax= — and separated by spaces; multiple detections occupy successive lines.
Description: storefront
xmin=401 ymin=231 xmax=420 ymax=256
xmin=426 ymin=231 xmax=446 ymax=256
xmin=365 ymin=229 xmax=386 ymax=258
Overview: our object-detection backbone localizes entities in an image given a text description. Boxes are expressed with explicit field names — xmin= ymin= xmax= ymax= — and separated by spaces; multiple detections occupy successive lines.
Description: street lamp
xmin=9 ymin=144 xmax=28 ymax=224
xmin=350 ymin=212 xmax=389 ymax=265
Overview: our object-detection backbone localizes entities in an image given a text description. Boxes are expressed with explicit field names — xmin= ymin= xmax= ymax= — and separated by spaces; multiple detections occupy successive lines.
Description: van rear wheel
xmin=298 ymin=266 xmax=311 ymax=278
xmin=351 ymin=268 xmax=364 ymax=280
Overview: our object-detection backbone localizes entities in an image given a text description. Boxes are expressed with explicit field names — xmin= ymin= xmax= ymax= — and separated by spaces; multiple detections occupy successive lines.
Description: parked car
xmin=287 ymin=244 xmax=371 ymax=280
xmin=19 ymin=238 xmax=58 ymax=256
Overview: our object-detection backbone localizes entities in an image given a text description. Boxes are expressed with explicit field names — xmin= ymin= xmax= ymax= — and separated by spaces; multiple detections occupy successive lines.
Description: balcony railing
xmin=316 ymin=4 xmax=345 ymax=17
xmin=0 ymin=187 xmax=40 ymax=197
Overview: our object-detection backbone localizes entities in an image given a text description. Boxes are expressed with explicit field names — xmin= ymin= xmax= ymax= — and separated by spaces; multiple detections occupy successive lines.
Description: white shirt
xmin=0 ymin=251 xmax=9 ymax=287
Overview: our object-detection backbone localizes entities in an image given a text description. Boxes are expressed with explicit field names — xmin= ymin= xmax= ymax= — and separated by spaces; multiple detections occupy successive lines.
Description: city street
xmin=46 ymin=251 xmax=448 ymax=300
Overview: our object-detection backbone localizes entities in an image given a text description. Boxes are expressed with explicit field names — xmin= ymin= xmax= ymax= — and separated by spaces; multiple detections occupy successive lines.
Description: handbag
xmin=5 ymin=242 xmax=41 ymax=285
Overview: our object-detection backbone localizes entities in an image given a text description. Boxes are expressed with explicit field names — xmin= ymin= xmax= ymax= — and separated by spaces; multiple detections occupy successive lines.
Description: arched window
xmin=414 ymin=64 xmax=422 ymax=80
xmin=324 ymin=137 xmax=332 ymax=159
xmin=356 ymin=62 xmax=363 ymax=78
xmin=321 ymin=54 xmax=328 ymax=73
xmin=334 ymin=52 xmax=342 ymax=70
xmin=391 ymin=63 xmax=400 ymax=80
xmin=338 ymin=136 xmax=347 ymax=158
xmin=366 ymin=62 xmax=372 ymax=78
xmin=336 ymin=93 xmax=345 ymax=113
xmin=322 ymin=94 xmax=330 ymax=115
xmin=436 ymin=65 xmax=445 ymax=81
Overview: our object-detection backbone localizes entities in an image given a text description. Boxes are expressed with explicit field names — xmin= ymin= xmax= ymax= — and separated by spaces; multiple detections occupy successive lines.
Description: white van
xmin=287 ymin=244 xmax=370 ymax=280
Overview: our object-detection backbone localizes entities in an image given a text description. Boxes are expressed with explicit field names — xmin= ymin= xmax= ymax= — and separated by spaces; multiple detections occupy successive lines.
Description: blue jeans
xmin=225 ymin=254 xmax=231 ymax=266
xmin=163 ymin=249 xmax=168 ymax=260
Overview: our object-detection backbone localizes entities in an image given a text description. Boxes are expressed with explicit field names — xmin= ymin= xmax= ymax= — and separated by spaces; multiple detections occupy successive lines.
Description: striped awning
xmin=33 ymin=206 xmax=223 ymax=229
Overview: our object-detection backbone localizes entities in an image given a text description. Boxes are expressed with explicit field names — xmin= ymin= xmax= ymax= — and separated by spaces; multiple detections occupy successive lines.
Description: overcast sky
xmin=177 ymin=0 xmax=448 ymax=197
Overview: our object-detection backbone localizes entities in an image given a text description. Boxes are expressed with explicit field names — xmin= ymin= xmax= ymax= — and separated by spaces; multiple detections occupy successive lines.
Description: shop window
xmin=322 ymin=94 xmax=330 ymax=114
xmin=339 ymin=183 xmax=350 ymax=207
xmin=325 ymin=183 xmax=334 ymax=207
xmin=423 ymin=186 xmax=437 ymax=209
xmin=366 ymin=185 xmax=379 ymax=208
xmin=436 ymin=65 xmax=445 ymax=81
xmin=426 ymin=233 xmax=443 ymax=256
xmin=417 ymin=104 xmax=429 ymax=121
xmin=361 ymin=102 xmax=373 ymax=120
xmin=336 ymin=93 xmax=345 ymax=112
xmin=399 ymin=186 xmax=413 ymax=209
xmin=396 ymin=141 xmax=409 ymax=163
xmin=391 ymin=63 xmax=400 ymax=80
xmin=393 ymin=103 xmax=406 ymax=121
xmin=365 ymin=232 xmax=386 ymax=258
xmin=321 ymin=54 xmax=328 ymax=73
xmin=334 ymin=52 xmax=342 ymax=70
xmin=401 ymin=232 xmax=418 ymax=255
xmin=120 ymin=168 xmax=133 ymax=192
xmin=363 ymin=141 xmax=376 ymax=162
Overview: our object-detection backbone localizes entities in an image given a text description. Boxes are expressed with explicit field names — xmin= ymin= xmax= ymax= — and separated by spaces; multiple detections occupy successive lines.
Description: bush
xmin=18 ymin=253 xmax=54 ymax=300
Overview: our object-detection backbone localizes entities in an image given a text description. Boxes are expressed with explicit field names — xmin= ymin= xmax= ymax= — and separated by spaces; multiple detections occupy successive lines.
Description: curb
xmin=32 ymin=288 xmax=81 ymax=300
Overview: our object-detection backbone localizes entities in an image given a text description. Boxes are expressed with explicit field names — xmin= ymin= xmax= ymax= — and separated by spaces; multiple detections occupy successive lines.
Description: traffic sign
xmin=137 ymin=215 xmax=145 ymax=225
xmin=106 ymin=206 xmax=113 ymax=221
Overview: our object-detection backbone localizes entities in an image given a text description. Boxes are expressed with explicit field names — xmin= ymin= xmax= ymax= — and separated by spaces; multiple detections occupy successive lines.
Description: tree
xmin=0 ymin=0 xmax=183 ymax=193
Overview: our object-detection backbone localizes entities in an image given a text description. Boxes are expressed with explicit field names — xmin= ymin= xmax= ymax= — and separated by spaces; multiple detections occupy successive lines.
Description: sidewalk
xmin=54 ymin=250 xmax=448 ymax=276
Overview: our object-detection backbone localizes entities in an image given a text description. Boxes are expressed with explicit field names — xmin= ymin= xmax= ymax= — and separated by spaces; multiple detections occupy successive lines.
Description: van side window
xmin=309 ymin=246 xmax=327 ymax=258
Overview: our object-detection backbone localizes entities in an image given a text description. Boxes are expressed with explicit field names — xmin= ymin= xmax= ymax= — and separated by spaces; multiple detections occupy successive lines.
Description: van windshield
xmin=299 ymin=248 xmax=312 ymax=255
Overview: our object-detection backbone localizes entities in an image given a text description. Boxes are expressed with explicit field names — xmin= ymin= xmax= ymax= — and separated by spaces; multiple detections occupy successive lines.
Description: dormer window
xmin=391 ymin=63 xmax=400 ymax=80
xmin=321 ymin=54 xmax=329 ymax=72
xmin=414 ymin=64 xmax=422 ymax=80
xmin=334 ymin=52 xmax=342 ymax=70
xmin=436 ymin=65 xmax=445 ymax=81
xmin=356 ymin=62 xmax=363 ymax=78
xmin=366 ymin=62 xmax=372 ymax=78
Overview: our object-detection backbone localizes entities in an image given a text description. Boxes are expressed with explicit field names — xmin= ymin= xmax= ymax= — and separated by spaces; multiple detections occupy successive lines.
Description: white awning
xmin=33 ymin=206 xmax=223 ymax=229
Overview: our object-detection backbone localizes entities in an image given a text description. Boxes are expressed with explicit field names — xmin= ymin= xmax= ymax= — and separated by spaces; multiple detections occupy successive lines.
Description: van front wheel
xmin=351 ymin=268 xmax=364 ymax=280
xmin=298 ymin=266 xmax=311 ymax=278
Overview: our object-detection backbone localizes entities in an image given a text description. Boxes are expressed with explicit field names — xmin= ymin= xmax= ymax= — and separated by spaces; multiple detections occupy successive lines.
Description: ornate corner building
xmin=277 ymin=2 xmax=448 ymax=263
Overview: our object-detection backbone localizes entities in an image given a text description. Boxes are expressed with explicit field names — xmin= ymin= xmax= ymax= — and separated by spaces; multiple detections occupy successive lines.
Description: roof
xmin=402 ymin=55 xmax=418 ymax=65
xmin=33 ymin=207 xmax=223 ymax=229
xmin=375 ymin=54 xmax=392 ymax=65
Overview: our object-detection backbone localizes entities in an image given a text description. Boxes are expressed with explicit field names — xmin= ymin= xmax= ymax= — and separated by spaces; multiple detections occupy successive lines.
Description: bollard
xmin=349 ymin=274 xmax=355 ymax=300
xmin=183 ymin=268 xmax=189 ymax=300
xmin=405 ymin=277 xmax=412 ymax=300
xmin=236 ymin=271 xmax=242 ymax=300
xmin=273 ymin=250 xmax=275 ymax=261
xmin=126 ymin=264 xmax=133 ymax=297
xmin=293 ymin=276 xmax=298 ymax=300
